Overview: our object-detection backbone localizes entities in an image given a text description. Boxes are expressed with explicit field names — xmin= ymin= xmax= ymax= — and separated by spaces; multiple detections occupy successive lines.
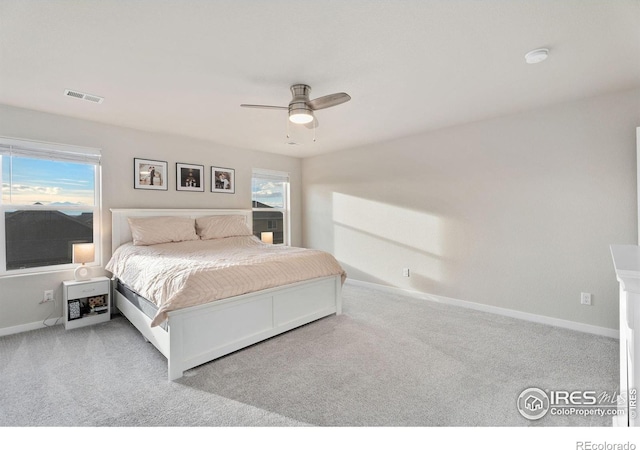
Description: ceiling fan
xmin=241 ymin=84 xmax=351 ymax=128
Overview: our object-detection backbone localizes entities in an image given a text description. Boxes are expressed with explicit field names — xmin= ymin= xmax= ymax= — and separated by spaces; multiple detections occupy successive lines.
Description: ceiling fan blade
xmin=307 ymin=92 xmax=351 ymax=110
xmin=240 ymin=104 xmax=288 ymax=110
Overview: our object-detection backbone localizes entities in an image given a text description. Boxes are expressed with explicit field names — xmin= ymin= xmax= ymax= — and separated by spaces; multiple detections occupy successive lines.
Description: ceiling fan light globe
xmin=289 ymin=112 xmax=314 ymax=124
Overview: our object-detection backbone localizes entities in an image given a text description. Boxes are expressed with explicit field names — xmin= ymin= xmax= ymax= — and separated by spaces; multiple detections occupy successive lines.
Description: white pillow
xmin=128 ymin=216 xmax=199 ymax=246
xmin=196 ymin=215 xmax=252 ymax=240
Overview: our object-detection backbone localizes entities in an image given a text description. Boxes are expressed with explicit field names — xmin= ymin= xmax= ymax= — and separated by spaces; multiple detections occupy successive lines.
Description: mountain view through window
xmin=2 ymin=155 xmax=96 ymax=270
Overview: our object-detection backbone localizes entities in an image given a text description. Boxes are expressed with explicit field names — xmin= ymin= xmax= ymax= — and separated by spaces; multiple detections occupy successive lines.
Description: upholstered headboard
xmin=110 ymin=208 xmax=253 ymax=252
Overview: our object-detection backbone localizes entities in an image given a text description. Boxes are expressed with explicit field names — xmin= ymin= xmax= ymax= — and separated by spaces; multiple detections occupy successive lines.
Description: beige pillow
xmin=196 ymin=215 xmax=252 ymax=240
xmin=128 ymin=216 xmax=199 ymax=246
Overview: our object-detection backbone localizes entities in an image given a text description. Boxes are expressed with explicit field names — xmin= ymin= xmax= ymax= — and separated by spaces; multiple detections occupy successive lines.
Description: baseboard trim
xmin=0 ymin=317 xmax=63 ymax=337
xmin=345 ymin=279 xmax=618 ymax=339
xmin=3 ymin=282 xmax=618 ymax=339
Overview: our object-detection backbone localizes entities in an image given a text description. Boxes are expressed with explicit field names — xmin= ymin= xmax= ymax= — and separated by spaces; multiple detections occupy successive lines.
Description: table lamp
xmin=73 ymin=243 xmax=95 ymax=280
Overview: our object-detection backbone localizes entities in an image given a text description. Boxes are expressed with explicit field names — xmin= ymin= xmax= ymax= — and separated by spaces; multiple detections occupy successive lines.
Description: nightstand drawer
xmin=66 ymin=280 xmax=109 ymax=299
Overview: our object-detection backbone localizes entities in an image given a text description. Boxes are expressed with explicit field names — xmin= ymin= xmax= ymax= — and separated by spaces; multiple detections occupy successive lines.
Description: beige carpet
xmin=0 ymin=282 xmax=618 ymax=427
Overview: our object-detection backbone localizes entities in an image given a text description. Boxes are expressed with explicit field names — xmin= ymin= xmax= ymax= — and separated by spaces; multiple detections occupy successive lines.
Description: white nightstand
xmin=62 ymin=276 xmax=111 ymax=330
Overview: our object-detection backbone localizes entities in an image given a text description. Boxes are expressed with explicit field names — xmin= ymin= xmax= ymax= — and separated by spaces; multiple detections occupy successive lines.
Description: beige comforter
xmin=106 ymin=236 xmax=346 ymax=327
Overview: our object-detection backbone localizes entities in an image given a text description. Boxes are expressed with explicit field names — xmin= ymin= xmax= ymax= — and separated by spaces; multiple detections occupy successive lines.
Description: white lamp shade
xmin=73 ymin=243 xmax=95 ymax=264
xmin=261 ymin=232 xmax=274 ymax=244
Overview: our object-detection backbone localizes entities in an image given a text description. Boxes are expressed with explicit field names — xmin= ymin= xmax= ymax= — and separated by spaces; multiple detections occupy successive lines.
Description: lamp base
xmin=74 ymin=265 xmax=91 ymax=281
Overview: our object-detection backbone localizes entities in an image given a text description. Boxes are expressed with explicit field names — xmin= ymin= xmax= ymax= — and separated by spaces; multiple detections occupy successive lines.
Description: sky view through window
xmin=252 ymin=179 xmax=285 ymax=208
xmin=1 ymin=156 xmax=95 ymax=206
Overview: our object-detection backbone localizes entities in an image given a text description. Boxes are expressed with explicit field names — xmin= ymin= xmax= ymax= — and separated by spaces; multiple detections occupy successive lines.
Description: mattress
xmin=115 ymin=278 xmax=168 ymax=331
xmin=106 ymin=235 xmax=346 ymax=327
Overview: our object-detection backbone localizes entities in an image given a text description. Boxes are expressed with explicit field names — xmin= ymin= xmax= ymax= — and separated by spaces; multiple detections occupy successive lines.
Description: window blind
xmin=0 ymin=137 xmax=101 ymax=164
xmin=252 ymin=170 xmax=289 ymax=182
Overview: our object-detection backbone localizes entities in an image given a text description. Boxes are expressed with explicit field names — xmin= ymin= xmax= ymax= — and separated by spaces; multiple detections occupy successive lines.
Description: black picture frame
xmin=211 ymin=166 xmax=235 ymax=194
xmin=68 ymin=299 xmax=81 ymax=320
xmin=134 ymin=158 xmax=168 ymax=190
xmin=176 ymin=162 xmax=204 ymax=192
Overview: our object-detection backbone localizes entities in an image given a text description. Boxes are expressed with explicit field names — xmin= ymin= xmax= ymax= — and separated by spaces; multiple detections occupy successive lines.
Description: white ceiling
xmin=1 ymin=1 xmax=639 ymax=158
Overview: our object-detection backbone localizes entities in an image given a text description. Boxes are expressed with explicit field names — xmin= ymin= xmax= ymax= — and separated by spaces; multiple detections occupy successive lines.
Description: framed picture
xmin=68 ymin=299 xmax=81 ymax=321
xmin=134 ymin=158 xmax=168 ymax=190
xmin=176 ymin=162 xmax=204 ymax=192
xmin=211 ymin=166 xmax=235 ymax=194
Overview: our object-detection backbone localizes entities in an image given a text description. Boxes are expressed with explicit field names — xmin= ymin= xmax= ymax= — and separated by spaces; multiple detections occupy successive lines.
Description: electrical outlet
xmin=402 ymin=268 xmax=410 ymax=277
xmin=41 ymin=290 xmax=54 ymax=304
xmin=581 ymin=292 xmax=592 ymax=306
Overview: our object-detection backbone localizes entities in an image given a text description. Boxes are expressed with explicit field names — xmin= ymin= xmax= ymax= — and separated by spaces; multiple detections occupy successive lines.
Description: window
xmin=0 ymin=137 xmax=101 ymax=275
xmin=251 ymin=169 xmax=290 ymax=245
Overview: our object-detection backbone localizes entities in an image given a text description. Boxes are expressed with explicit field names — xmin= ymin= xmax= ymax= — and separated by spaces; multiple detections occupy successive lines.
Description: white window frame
xmin=251 ymin=168 xmax=290 ymax=246
xmin=0 ymin=136 xmax=102 ymax=277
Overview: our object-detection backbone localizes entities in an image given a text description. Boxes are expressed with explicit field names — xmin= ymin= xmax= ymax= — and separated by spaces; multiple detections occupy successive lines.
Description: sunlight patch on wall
xmin=334 ymin=224 xmax=443 ymax=284
xmin=332 ymin=192 xmax=444 ymax=285
xmin=332 ymin=192 xmax=443 ymax=256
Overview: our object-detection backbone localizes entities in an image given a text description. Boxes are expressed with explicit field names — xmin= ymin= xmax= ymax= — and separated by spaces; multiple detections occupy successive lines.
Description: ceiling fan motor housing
xmin=288 ymin=84 xmax=314 ymax=123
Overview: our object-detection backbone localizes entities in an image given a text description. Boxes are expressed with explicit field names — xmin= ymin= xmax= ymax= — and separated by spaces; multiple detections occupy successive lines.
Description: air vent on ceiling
xmin=64 ymin=89 xmax=104 ymax=104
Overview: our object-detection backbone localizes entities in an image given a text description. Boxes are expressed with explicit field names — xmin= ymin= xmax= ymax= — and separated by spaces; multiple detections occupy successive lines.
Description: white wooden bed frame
xmin=110 ymin=208 xmax=342 ymax=381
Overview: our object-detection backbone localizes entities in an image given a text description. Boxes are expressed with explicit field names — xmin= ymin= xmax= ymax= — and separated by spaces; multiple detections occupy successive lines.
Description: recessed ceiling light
xmin=524 ymin=48 xmax=549 ymax=64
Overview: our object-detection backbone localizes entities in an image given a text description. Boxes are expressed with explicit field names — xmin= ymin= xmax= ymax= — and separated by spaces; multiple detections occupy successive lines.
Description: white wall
xmin=303 ymin=88 xmax=640 ymax=330
xmin=0 ymin=103 xmax=301 ymax=332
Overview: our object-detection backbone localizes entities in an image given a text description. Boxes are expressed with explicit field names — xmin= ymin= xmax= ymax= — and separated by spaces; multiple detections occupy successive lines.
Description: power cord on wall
xmin=42 ymin=295 xmax=61 ymax=327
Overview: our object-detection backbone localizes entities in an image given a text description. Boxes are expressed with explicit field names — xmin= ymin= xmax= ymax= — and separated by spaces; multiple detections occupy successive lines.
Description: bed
xmin=107 ymin=208 xmax=345 ymax=381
